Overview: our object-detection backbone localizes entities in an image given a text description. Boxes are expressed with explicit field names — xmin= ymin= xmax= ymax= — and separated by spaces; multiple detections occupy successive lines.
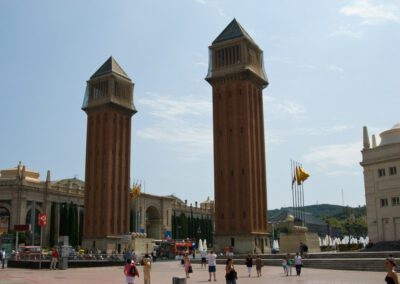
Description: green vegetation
xmin=171 ymin=212 xmax=213 ymax=244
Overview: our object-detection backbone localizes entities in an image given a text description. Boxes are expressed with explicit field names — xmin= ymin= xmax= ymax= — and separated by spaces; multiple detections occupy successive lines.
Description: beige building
xmin=361 ymin=124 xmax=400 ymax=242
xmin=0 ymin=162 xmax=84 ymax=246
xmin=0 ymin=162 xmax=213 ymax=249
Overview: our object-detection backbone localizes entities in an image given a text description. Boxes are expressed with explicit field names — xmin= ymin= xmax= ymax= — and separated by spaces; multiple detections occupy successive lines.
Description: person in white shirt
xmin=207 ymin=250 xmax=217 ymax=281
xmin=1 ymin=248 xmax=6 ymax=269
xmin=200 ymin=249 xmax=207 ymax=269
xmin=294 ymin=252 xmax=302 ymax=276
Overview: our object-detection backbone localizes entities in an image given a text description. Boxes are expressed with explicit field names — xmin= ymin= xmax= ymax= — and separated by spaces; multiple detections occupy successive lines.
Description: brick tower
xmin=206 ymin=19 xmax=270 ymax=253
xmin=82 ymin=57 xmax=136 ymax=251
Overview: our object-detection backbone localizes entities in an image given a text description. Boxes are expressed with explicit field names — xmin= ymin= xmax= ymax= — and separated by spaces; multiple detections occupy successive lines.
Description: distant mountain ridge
xmin=268 ymin=204 xmax=366 ymax=220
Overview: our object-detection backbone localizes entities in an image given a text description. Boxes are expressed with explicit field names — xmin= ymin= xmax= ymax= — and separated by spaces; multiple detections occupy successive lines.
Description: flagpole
xmin=291 ymin=160 xmax=295 ymax=218
xmin=297 ymin=161 xmax=301 ymax=224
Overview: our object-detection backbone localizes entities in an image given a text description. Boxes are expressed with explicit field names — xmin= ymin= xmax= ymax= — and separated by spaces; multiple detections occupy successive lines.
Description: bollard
xmin=172 ymin=276 xmax=187 ymax=284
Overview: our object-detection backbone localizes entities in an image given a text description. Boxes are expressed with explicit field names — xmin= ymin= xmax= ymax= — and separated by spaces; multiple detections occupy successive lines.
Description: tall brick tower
xmin=82 ymin=57 xmax=136 ymax=251
xmin=206 ymin=19 xmax=270 ymax=253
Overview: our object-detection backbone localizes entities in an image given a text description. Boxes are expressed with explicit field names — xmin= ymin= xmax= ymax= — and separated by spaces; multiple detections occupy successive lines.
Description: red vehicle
xmin=174 ymin=240 xmax=194 ymax=255
xmin=17 ymin=246 xmax=42 ymax=260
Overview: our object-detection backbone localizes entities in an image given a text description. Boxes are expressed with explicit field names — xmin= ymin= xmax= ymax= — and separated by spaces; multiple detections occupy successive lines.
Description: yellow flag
xmin=132 ymin=183 xmax=141 ymax=197
xmin=295 ymin=166 xmax=301 ymax=185
xmin=299 ymin=167 xmax=310 ymax=183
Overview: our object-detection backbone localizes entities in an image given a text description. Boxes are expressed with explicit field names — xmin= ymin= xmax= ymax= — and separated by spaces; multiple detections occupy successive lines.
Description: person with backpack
xmin=225 ymin=258 xmax=237 ymax=284
xmin=124 ymin=259 xmax=139 ymax=284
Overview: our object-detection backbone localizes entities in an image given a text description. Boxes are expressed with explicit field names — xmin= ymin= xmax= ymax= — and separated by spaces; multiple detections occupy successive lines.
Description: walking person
xmin=50 ymin=247 xmax=59 ymax=270
xmin=142 ymin=253 xmax=152 ymax=284
xmin=286 ymin=254 xmax=293 ymax=276
xmin=225 ymin=258 xmax=237 ymax=284
xmin=124 ymin=259 xmax=139 ymax=284
xmin=282 ymin=256 xmax=288 ymax=275
xmin=183 ymin=253 xmax=192 ymax=279
xmin=1 ymin=248 xmax=5 ymax=269
xmin=200 ymin=249 xmax=207 ymax=269
xmin=255 ymin=255 xmax=262 ymax=277
xmin=245 ymin=253 xmax=253 ymax=277
xmin=385 ymin=258 xmax=398 ymax=284
xmin=294 ymin=252 xmax=302 ymax=276
xmin=207 ymin=250 xmax=217 ymax=281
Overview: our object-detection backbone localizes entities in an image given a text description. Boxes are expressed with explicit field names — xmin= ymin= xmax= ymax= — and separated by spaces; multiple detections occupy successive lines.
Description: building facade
xmin=206 ymin=19 xmax=270 ymax=253
xmin=0 ymin=163 xmax=213 ymax=249
xmin=0 ymin=162 xmax=84 ymax=247
xmin=361 ymin=124 xmax=400 ymax=242
xmin=82 ymin=57 xmax=137 ymax=251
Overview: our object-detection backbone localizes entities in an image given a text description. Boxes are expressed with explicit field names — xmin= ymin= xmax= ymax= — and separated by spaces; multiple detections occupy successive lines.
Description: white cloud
xmin=330 ymin=25 xmax=364 ymax=38
xmin=303 ymin=142 xmax=362 ymax=169
xmin=265 ymin=96 xmax=307 ymax=116
xmin=299 ymin=64 xmax=318 ymax=70
xmin=340 ymin=0 xmax=400 ymax=24
xmin=138 ymin=93 xmax=212 ymax=160
xmin=328 ymin=65 xmax=345 ymax=72
xmin=139 ymin=92 xmax=211 ymax=121
xmin=194 ymin=0 xmax=207 ymax=4
xmin=297 ymin=125 xmax=353 ymax=136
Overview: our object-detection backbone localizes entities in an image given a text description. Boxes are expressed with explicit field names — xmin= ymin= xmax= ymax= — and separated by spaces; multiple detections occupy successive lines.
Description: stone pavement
xmin=0 ymin=260 xmax=386 ymax=284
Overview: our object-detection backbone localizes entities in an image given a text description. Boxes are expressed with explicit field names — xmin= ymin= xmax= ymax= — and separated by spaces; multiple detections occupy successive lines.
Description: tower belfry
xmin=206 ymin=19 xmax=270 ymax=253
xmin=82 ymin=56 xmax=136 ymax=251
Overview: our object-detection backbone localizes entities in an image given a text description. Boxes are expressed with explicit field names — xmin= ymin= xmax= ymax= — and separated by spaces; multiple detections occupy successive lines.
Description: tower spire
xmin=363 ymin=126 xmax=370 ymax=149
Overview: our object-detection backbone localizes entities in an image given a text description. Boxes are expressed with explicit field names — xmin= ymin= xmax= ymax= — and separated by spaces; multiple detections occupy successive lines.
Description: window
xmin=392 ymin=197 xmax=400 ymax=206
xmin=389 ymin=167 xmax=397 ymax=176
xmin=378 ymin=168 xmax=386 ymax=177
xmin=380 ymin=198 xmax=388 ymax=207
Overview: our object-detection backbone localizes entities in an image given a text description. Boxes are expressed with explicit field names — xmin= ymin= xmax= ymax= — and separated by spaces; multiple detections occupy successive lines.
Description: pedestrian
xmin=245 ymin=253 xmax=253 ymax=277
xmin=50 ymin=247 xmax=59 ymax=270
xmin=282 ymin=256 xmax=287 ymax=275
xmin=294 ymin=252 xmax=302 ymax=276
xmin=286 ymin=254 xmax=293 ymax=276
xmin=299 ymin=242 xmax=304 ymax=257
xmin=124 ymin=259 xmax=139 ymax=284
xmin=385 ymin=258 xmax=398 ymax=284
xmin=200 ymin=249 xmax=207 ymax=269
xmin=207 ymin=250 xmax=217 ymax=281
xmin=225 ymin=258 xmax=237 ymax=284
xmin=255 ymin=255 xmax=262 ymax=277
xmin=142 ymin=253 xmax=152 ymax=284
xmin=183 ymin=253 xmax=192 ymax=279
xmin=0 ymin=248 xmax=5 ymax=269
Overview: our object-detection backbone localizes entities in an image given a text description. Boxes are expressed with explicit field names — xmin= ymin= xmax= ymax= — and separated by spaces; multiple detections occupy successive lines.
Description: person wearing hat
xmin=385 ymin=258 xmax=398 ymax=284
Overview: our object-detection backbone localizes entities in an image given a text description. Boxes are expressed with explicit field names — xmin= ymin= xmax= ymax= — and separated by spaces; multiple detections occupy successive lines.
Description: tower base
xmin=82 ymin=234 xmax=154 ymax=255
xmin=82 ymin=235 xmax=132 ymax=254
xmin=213 ymin=234 xmax=271 ymax=254
xmin=279 ymin=226 xmax=320 ymax=254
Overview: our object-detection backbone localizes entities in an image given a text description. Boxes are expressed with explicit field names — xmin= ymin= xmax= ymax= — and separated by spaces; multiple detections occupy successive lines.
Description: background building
xmin=361 ymin=124 xmax=400 ymax=242
xmin=0 ymin=162 xmax=213 ymax=249
xmin=0 ymin=162 xmax=84 ymax=247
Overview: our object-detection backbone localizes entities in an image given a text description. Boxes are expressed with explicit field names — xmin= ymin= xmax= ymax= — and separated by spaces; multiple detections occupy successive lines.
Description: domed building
xmin=361 ymin=124 xmax=400 ymax=242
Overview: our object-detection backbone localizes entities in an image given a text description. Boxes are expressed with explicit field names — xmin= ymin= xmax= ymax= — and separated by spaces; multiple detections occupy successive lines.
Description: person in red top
xmin=50 ymin=247 xmax=59 ymax=270
xmin=124 ymin=259 xmax=139 ymax=284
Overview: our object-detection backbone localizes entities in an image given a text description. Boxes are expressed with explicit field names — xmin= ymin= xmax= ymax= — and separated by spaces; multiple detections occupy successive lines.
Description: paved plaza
xmin=0 ymin=261 xmax=386 ymax=284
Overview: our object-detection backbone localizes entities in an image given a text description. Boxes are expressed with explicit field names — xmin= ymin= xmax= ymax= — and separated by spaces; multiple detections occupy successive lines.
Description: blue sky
xmin=1 ymin=0 xmax=399 ymax=210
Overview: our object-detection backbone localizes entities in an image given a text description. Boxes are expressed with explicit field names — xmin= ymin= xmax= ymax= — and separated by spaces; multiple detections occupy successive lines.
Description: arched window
xmin=25 ymin=209 xmax=41 ymax=245
xmin=0 ymin=207 xmax=10 ymax=234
